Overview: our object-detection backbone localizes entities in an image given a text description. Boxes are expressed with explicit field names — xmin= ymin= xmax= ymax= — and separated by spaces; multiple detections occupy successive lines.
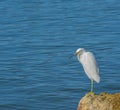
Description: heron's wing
xmin=81 ymin=52 xmax=100 ymax=83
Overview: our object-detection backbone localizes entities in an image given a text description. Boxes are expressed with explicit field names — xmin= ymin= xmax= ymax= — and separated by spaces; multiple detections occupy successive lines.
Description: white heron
xmin=75 ymin=48 xmax=100 ymax=92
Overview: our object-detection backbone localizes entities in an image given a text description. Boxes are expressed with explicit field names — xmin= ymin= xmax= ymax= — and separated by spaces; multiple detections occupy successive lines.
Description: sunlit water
xmin=0 ymin=0 xmax=120 ymax=110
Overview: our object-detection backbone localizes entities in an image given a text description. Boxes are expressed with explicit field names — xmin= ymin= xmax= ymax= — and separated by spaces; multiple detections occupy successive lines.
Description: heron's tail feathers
xmin=94 ymin=76 xmax=100 ymax=83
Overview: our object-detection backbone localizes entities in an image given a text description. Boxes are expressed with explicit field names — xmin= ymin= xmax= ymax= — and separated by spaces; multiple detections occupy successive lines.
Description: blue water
xmin=0 ymin=0 xmax=120 ymax=110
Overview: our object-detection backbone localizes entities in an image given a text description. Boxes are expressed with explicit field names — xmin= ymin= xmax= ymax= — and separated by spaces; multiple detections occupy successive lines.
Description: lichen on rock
xmin=77 ymin=92 xmax=120 ymax=110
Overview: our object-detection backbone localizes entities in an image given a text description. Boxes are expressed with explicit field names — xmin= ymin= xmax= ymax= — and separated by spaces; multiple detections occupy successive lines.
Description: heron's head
xmin=75 ymin=48 xmax=85 ymax=56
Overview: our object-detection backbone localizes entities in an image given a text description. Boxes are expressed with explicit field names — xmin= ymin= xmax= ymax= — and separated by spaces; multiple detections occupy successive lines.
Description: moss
xmin=77 ymin=92 xmax=120 ymax=110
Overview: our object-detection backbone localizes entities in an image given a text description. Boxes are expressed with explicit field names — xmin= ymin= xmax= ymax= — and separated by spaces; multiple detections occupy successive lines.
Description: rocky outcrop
xmin=77 ymin=92 xmax=120 ymax=110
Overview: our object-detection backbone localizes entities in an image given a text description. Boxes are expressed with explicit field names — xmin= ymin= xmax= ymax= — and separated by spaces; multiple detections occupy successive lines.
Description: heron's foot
xmin=91 ymin=89 xmax=94 ymax=93
xmin=89 ymin=91 xmax=95 ymax=95
xmin=85 ymin=91 xmax=95 ymax=97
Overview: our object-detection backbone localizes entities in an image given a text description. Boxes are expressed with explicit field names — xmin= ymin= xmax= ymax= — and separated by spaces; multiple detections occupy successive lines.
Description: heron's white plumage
xmin=75 ymin=48 xmax=100 ymax=83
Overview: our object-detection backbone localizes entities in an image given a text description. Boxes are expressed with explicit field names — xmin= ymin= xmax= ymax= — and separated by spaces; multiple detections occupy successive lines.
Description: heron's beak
xmin=69 ymin=53 xmax=75 ymax=59
xmin=74 ymin=52 xmax=78 ymax=56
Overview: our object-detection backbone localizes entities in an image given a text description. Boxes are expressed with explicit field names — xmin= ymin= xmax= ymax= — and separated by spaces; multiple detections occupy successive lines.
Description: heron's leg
xmin=91 ymin=79 xmax=94 ymax=92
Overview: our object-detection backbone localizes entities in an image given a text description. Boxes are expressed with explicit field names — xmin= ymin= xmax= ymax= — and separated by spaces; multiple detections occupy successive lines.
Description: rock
xmin=77 ymin=92 xmax=120 ymax=110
